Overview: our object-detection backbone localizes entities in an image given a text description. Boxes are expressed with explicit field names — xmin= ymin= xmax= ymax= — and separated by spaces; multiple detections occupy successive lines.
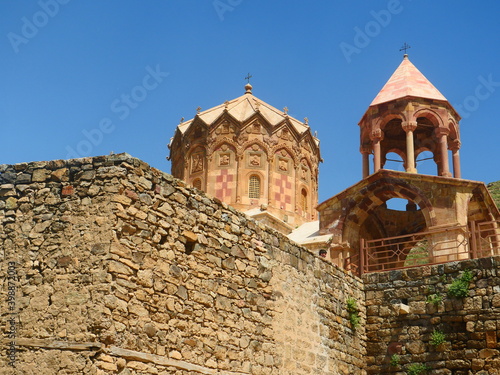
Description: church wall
xmin=0 ymin=154 xmax=365 ymax=375
xmin=364 ymin=258 xmax=500 ymax=374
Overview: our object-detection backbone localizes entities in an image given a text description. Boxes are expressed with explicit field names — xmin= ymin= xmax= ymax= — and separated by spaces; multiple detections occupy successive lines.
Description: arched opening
xmin=415 ymin=150 xmax=436 ymax=176
xmin=383 ymin=151 xmax=405 ymax=172
xmin=361 ymin=198 xmax=425 ymax=240
xmin=248 ymin=175 xmax=261 ymax=199
xmin=385 ymin=197 xmax=410 ymax=211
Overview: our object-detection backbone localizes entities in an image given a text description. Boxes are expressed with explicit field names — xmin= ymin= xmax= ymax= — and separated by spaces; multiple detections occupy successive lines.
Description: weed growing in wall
xmin=389 ymin=354 xmax=400 ymax=367
xmin=407 ymin=363 xmax=429 ymax=375
xmin=426 ymin=293 xmax=443 ymax=306
xmin=448 ymin=269 xmax=473 ymax=298
xmin=346 ymin=297 xmax=361 ymax=330
xmin=430 ymin=329 xmax=446 ymax=346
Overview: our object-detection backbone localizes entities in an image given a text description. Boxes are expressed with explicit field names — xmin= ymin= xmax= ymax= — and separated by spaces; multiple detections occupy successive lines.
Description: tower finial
xmin=399 ymin=42 xmax=411 ymax=58
xmin=244 ymin=73 xmax=253 ymax=94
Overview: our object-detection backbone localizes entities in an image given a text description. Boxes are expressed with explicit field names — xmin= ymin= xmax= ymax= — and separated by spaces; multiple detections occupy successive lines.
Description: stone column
xmin=435 ymin=127 xmax=451 ymax=177
xmin=402 ymin=121 xmax=417 ymax=173
xmin=449 ymin=139 xmax=462 ymax=179
xmin=360 ymin=146 xmax=371 ymax=178
xmin=370 ymin=129 xmax=384 ymax=173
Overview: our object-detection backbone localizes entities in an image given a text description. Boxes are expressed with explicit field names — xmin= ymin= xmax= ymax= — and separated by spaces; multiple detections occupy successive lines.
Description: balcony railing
xmin=344 ymin=220 xmax=500 ymax=275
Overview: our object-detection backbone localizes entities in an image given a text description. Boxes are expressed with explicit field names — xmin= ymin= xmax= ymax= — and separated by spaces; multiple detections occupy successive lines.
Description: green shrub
xmin=390 ymin=354 xmax=400 ymax=367
xmin=430 ymin=329 xmax=446 ymax=346
xmin=346 ymin=297 xmax=360 ymax=329
xmin=407 ymin=363 xmax=429 ymax=375
xmin=448 ymin=269 xmax=473 ymax=298
xmin=426 ymin=293 xmax=443 ymax=306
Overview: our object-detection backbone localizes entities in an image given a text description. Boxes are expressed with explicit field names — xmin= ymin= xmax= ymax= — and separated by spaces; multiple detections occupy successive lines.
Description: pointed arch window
xmin=249 ymin=175 xmax=261 ymax=199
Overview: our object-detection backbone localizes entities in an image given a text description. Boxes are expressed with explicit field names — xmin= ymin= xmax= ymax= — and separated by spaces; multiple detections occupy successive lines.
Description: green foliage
xmin=346 ymin=297 xmax=361 ymax=330
xmin=426 ymin=293 xmax=443 ymax=306
xmin=407 ymin=363 xmax=429 ymax=375
xmin=487 ymin=180 xmax=500 ymax=208
xmin=430 ymin=329 xmax=446 ymax=346
xmin=404 ymin=240 xmax=429 ymax=267
xmin=448 ymin=269 xmax=473 ymax=298
xmin=390 ymin=354 xmax=400 ymax=367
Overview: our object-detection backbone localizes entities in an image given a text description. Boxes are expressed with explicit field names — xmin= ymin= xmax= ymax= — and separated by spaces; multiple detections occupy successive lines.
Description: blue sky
xmin=1 ymin=1 xmax=499 ymax=203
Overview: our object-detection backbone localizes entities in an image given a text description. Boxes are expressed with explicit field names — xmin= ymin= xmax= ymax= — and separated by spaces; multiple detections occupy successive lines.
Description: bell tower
xmin=317 ymin=54 xmax=499 ymax=273
xmin=359 ymin=54 xmax=462 ymax=178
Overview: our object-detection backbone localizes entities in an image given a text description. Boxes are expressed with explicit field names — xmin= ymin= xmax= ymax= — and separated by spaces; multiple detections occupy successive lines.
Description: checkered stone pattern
xmin=215 ymin=169 xmax=234 ymax=202
xmin=274 ymin=174 xmax=292 ymax=211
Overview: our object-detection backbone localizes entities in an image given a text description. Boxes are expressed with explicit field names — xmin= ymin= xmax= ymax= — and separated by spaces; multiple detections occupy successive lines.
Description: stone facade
xmin=364 ymin=257 xmax=500 ymax=374
xmin=317 ymin=170 xmax=500 ymax=267
xmin=0 ymin=154 xmax=364 ymax=375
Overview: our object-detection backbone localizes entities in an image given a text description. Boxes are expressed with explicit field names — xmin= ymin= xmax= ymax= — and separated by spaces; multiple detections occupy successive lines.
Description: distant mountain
xmin=487 ymin=181 xmax=500 ymax=208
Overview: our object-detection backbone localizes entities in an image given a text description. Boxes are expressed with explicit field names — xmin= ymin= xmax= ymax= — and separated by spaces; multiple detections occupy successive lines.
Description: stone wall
xmin=364 ymin=258 xmax=500 ymax=374
xmin=0 ymin=154 xmax=366 ymax=375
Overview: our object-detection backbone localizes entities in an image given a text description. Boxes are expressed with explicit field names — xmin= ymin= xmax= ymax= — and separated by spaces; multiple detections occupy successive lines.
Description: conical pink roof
xmin=370 ymin=55 xmax=447 ymax=106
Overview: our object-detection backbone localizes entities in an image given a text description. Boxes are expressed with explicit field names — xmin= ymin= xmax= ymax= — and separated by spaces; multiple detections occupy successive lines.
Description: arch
xmin=377 ymin=113 xmax=406 ymax=131
xmin=241 ymin=140 xmax=269 ymax=155
xmin=382 ymin=149 xmax=407 ymax=170
xmin=337 ymin=178 xmax=437 ymax=249
xmin=448 ymin=119 xmax=460 ymax=141
xmin=412 ymin=108 xmax=445 ymax=128
xmin=208 ymin=137 xmax=237 ymax=156
xmin=271 ymin=146 xmax=298 ymax=166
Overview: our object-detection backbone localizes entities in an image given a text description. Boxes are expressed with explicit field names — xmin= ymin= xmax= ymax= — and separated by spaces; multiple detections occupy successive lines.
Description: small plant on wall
xmin=448 ymin=269 xmax=473 ymax=298
xmin=430 ymin=329 xmax=446 ymax=347
xmin=426 ymin=293 xmax=443 ymax=306
xmin=390 ymin=354 xmax=400 ymax=367
xmin=346 ymin=297 xmax=361 ymax=330
xmin=407 ymin=363 xmax=429 ymax=375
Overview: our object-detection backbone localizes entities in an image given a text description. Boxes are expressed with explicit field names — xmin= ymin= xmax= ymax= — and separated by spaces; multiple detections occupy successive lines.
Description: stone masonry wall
xmin=364 ymin=258 xmax=500 ymax=374
xmin=0 ymin=154 xmax=366 ymax=375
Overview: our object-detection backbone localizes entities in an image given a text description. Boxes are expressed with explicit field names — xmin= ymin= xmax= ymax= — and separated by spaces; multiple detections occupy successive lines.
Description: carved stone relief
xmin=191 ymin=153 xmax=204 ymax=174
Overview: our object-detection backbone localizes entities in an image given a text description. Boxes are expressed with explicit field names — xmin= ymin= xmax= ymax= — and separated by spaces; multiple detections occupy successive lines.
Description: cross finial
xmin=245 ymin=73 xmax=252 ymax=83
xmin=399 ymin=42 xmax=411 ymax=55
xmin=283 ymin=107 xmax=289 ymax=115
xmin=196 ymin=107 xmax=201 ymax=114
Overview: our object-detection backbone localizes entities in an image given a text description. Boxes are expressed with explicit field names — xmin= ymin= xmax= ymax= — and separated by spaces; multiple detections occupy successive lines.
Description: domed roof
xmin=176 ymin=85 xmax=316 ymax=145
xmin=370 ymin=55 xmax=447 ymax=106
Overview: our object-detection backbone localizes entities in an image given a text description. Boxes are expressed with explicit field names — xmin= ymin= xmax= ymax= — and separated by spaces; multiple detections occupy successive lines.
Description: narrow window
xmin=301 ymin=189 xmax=308 ymax=212
xmin=249 ymin=175 xmax=260 ymax=199
xmin=193 ymin=178 xmax=202 ymax=190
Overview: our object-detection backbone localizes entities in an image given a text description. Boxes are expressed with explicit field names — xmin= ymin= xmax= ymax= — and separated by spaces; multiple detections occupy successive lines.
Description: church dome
xmin=169 ymin=84 xmax=321 ymax=229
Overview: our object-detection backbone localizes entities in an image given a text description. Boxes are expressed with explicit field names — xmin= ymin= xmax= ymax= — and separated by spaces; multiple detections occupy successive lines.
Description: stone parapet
xmin=0 ymin=154 xmax=365 ymax=375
